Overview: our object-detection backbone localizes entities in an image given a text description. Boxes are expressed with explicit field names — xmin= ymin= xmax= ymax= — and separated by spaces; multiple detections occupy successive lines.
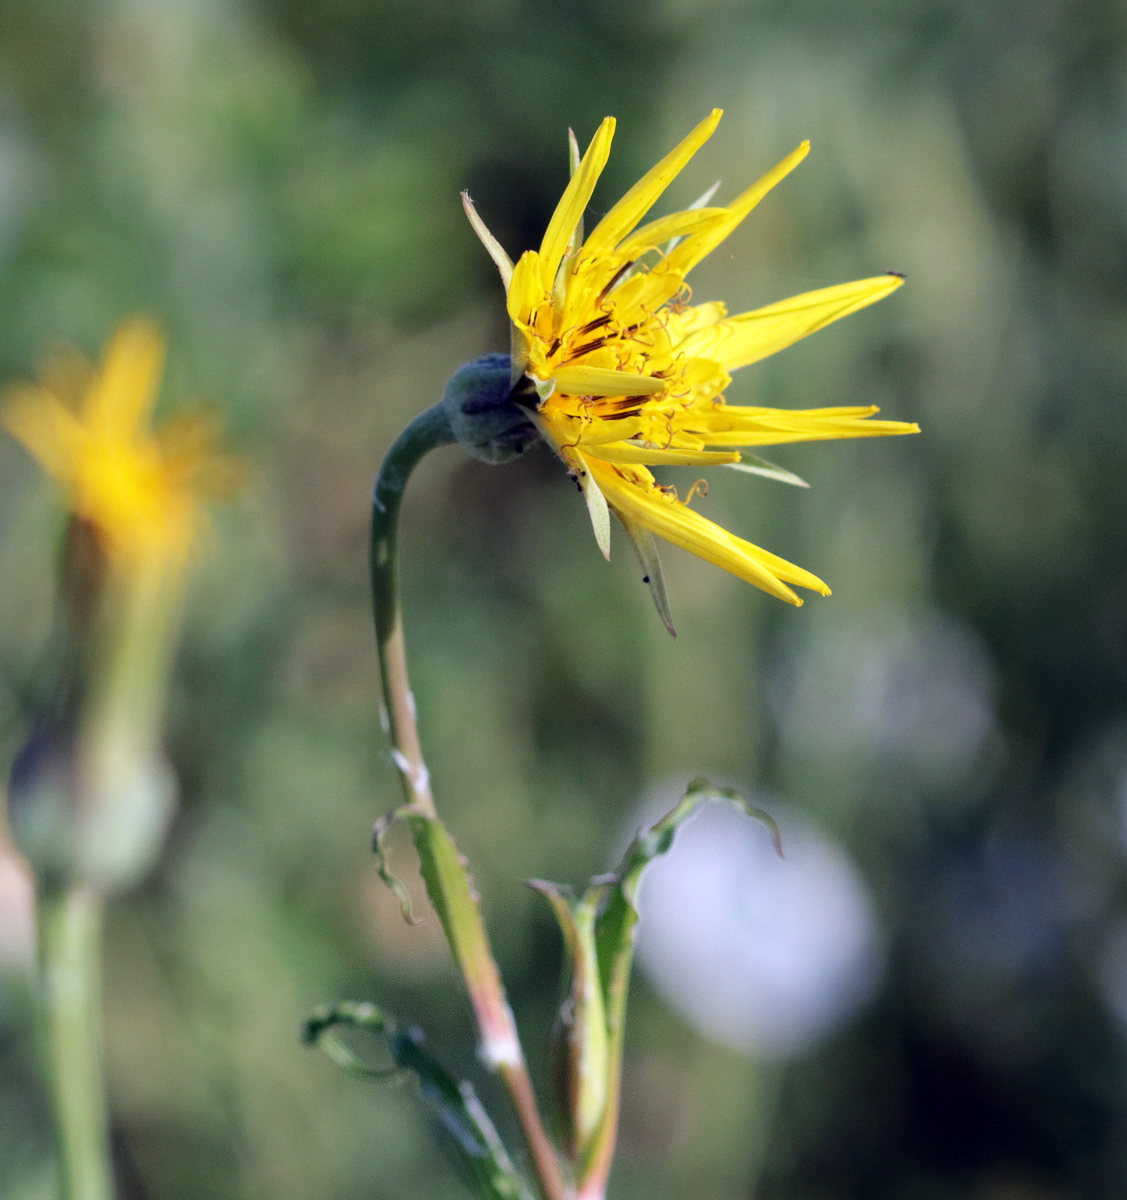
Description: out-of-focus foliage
xmin=1 ymin=0 xmax=1125 ymax=1197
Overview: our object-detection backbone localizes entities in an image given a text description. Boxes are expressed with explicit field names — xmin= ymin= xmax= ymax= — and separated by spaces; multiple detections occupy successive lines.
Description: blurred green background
xmin=2 ymin=0 xmax=1126 ymax=1197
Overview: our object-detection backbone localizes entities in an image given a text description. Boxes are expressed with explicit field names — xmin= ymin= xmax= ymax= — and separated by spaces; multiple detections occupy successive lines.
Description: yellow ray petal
xmin=507 ymin=250 xmax=547 ymax=328
xmin=693 ymin=404 xmax=921 ymax=447
xmin=667 ymin=140 xmax=810 ymax=276
xmin=2 ymin=385 xmax=84 ymax=482
xmin=667 ymin=300 xmax=728 ymax=342
xmin=550 ymin=364 xmax=667 ymax=397
xmin=589 ymin=458 xmax=829 ymax=604
xmin=539 ymin=117 xmax=615 ymax=292
xmin=607 ymin=263 xmax=686 ymax=316
xmin=680 ymin=274 xmax=905 ymax=371
xmin=582 ymin=108 xmax=723 ymax=259
xmin=582 ymin=440 xmax=741 ymax=466
xmin=614 ymin=207 xmax=727 ymax=261
xmin=86 ymin=318 xmax=166 ymax=437
xmin=541 ymin=410 xmax=646 ymax=447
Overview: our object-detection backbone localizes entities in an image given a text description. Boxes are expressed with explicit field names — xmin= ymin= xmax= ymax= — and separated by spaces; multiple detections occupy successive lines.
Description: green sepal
xmin=302 ymin=1003 xmax=534 ymax=1200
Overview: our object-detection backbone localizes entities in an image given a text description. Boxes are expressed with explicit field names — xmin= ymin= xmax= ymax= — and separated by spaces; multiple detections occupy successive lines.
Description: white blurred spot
xmin=0 ymin=833 xmax=35 ymax=971
xmin=769 ymin=609 xmax=997 ymax=784
xmin=630 ymin=783 xmax=883 ymax=1058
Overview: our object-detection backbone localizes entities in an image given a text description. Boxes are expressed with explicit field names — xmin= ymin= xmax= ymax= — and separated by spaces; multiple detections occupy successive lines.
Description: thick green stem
xmin=38 ymin=885 xmax=114 ymax=1200
xmin=369 ymin=408 xmax=568 ymax=1200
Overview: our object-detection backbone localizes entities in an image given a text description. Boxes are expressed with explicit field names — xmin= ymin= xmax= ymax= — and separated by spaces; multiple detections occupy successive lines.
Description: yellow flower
xmin=464 ymin=109 xmax=918 ymax=623
xmin=3 ymin=319 xmax=235 ymax=569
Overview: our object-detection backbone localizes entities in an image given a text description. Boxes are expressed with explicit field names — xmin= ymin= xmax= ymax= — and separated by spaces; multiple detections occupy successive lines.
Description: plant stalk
xmin=38 ymin=884 xmax=114 ymax=1200
xmin=369 ymin=405 xmax=568 ymax=1200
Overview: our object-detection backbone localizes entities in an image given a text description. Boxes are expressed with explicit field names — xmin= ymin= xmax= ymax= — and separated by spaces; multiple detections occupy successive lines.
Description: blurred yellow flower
xmin=3 ymin=319 xmax=235 ymax=569
xmin=464 ymin=109 xmax=918 ymax=616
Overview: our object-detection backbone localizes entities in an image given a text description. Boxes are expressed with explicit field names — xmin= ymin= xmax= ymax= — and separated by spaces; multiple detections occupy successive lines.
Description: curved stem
xmin=370 ymin=404 xmax=455 ymax=816
xmin=369 ymin=407 xmax=568 ymax=1200
xmin=39 ymin=884 xmax=114 ymax=1200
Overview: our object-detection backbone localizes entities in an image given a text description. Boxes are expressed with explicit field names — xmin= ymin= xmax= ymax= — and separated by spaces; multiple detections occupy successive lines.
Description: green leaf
xmin=371 ymin=807 xmax=419 ymax=924
xmin=527 ymin=881 xmax=610 ymax=1162
xmin=576 ymin=778 xmax=782 ymax=1196
xmin=303 ymin=1003 xmax=534 ymax=1200
xmin=372 ymin=802 xmax=522 ymax=1070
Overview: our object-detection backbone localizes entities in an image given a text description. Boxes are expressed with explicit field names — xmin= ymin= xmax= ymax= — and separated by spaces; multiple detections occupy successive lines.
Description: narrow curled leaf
xmin=372 ymin=807 xmax=418 ymax=924
xmin=303 ymin=1003 xmax=534 ymax=1200
xmin=372 ymin=803 xmax=522 ymax=1069
xmin=612 ymin=779 xmax=783 ymax=906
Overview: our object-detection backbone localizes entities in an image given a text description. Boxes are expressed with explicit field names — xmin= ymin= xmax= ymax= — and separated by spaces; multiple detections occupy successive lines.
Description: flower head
xmin=3 ymin=319 xmax=236 ymax=571
xmin=464 ymin=110 xmax=918 ymax=629
xmin=3 ymin=319 xmax=238 ymax=888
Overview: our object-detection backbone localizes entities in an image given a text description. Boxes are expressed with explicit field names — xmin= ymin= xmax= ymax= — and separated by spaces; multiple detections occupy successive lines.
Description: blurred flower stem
xmin=4 ymin=320 xmax=237 ymax=1200
xmin=38 ymin=884 xmax=112 ymax=1200
xmin=369 ymin=402 xmax=568 ymax=1200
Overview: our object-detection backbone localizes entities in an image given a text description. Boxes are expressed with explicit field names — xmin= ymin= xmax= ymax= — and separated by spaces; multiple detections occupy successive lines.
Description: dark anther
xmin=596 ymin=261 xmax=635 ymax=304
xmin=565 ymin=337 xmax=608 ymax=360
